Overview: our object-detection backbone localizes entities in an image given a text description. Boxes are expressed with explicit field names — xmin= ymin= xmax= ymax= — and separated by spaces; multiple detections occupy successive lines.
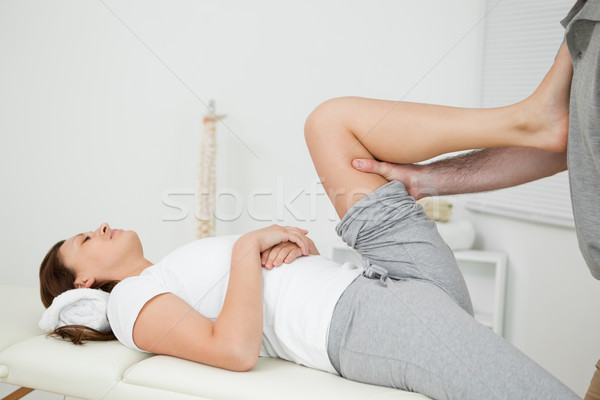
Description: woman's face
xmin=59 ymin=222 xmax=143 ymax=287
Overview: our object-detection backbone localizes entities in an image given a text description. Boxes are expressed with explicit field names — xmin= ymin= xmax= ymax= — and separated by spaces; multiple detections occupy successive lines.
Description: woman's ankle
xmin=517 ymin=44 xmax=572 ymax=153
xmin=514 ymin=93 xmax=568 ymax=153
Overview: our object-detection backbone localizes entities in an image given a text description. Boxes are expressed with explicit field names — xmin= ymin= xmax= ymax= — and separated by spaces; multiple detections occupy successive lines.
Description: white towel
xmin=39 ymin=288 xmax=111 ymax=333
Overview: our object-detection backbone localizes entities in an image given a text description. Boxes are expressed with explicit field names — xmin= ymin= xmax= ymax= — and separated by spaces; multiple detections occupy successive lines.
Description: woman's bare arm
xmin=132 ymin=225 xmax=311 ymax=372
xmin=132 ymin=235 xmax=263 ymax=371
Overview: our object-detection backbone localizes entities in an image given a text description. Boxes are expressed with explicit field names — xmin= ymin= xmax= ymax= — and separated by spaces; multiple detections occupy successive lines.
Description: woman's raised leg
xmin=309 ymin=42 xmax=577 ymax=399
xmin=304 ymin=43 xmax=572 ymax=218
xmin=305 ymin=100 xmax=475 ymax=315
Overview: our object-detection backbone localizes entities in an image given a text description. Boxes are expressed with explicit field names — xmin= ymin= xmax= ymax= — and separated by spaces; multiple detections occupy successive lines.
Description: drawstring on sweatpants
xmin=362 ymin=259 xmax=390 ymax=287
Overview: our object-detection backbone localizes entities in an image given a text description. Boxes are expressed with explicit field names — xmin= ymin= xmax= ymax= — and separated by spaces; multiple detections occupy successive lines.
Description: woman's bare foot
xmin=520 ymin=42 xmax=573 ymax=153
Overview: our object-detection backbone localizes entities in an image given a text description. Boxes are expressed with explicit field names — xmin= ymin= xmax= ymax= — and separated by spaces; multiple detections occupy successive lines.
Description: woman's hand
xmin=260 ymin=236 xmax=319 ymax=269
xmin=242 ymin=224 xmax=312 ymax=259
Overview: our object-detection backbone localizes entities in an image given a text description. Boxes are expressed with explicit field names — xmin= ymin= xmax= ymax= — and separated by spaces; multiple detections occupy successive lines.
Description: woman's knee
xmin=303 ymin=97 xmax=357 ymax=146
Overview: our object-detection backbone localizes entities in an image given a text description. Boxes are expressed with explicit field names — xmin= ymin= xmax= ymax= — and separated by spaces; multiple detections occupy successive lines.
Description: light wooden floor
xmin=0 ymin=383 xmax=82 ymax=400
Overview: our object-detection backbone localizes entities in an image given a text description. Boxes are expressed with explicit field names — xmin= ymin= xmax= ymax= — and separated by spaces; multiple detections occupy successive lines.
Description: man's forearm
xmin=408 ymin=147 xmax=567 ymax=199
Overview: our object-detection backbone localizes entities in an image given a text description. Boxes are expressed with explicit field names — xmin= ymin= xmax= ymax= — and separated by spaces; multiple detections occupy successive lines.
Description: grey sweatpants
xmin=327 ymin=181 xmax=580 ymax=400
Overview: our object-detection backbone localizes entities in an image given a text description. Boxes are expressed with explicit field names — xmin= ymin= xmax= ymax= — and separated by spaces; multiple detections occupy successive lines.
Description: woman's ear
xmin=74 ymin=276 xmax=96 ymax=289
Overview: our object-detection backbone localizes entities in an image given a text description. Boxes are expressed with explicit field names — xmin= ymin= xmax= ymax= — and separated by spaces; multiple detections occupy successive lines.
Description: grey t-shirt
xmin=561 ymin=0 xmax=600 ymax=279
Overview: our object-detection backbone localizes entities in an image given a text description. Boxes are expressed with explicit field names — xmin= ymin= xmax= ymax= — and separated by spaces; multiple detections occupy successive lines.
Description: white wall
xmin=4 ymin=0 xmax=598 ymax=398
xmin=0 ymin=0 xmax=483 ymax=284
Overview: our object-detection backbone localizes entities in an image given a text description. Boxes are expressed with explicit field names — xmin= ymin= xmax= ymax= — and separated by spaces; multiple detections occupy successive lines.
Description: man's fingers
xmin=352 ymin=159 xmax=383 ymax=173
xmin=353 ymin=159 xmax=398 ymax=180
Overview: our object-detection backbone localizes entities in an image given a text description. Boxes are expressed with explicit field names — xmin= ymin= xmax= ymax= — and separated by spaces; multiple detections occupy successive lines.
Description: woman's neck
xmin=115 ymin=257 xmax=153 ymax=280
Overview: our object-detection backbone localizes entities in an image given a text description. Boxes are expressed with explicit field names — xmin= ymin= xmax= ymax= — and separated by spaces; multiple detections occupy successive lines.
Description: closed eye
xmin=82 ymin=236 xmax=90 ymax=244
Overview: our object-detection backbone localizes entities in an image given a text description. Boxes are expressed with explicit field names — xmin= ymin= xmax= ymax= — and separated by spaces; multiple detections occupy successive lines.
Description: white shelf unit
xmin=331 ymin=246 xmax=508 ymax=337
xmin=453 ymin=250 xmax=507 ymax=337
xmin=331 ymin=246 xmax=363 ymax=267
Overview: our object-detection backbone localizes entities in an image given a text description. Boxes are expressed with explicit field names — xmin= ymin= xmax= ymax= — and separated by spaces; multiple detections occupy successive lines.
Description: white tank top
xmin=107 ymin=235 xmax=361 ymax=374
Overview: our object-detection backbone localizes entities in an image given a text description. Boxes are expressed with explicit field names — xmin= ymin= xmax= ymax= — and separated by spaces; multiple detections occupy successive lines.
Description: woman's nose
xmin=96 ymin=222 xmax=111 ymax=236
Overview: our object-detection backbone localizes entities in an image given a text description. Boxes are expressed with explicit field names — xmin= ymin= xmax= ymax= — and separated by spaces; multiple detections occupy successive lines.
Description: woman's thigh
xmin=329 ymin=278 xmax=579 ymax=400
xmin=336 ymin=180 xmax=473 ymax=314
xmin=304 ymin=97 xmax=388 ymax=219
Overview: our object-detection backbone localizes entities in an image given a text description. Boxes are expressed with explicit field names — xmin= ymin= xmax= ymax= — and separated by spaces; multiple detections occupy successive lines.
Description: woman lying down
xmin=40 ymin=95 xmax=579 ymax=399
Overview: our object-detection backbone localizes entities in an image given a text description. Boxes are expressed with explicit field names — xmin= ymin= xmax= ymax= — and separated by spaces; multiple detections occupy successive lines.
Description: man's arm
xmin=352 ymin=147 xmax=567 ymax=199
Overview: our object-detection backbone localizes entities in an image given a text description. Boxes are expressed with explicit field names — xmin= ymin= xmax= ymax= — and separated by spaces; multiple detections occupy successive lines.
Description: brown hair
xmin=39 ymin=240 xmax=120 ymax=345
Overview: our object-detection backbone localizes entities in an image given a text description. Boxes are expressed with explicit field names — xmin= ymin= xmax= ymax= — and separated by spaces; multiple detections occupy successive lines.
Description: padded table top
xmin=0 ymin=284 xmax=429 ymax=400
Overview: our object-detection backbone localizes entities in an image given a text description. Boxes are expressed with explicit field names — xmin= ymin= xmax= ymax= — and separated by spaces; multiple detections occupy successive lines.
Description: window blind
xmin=464 ymin=0 xmax=576 ymax=228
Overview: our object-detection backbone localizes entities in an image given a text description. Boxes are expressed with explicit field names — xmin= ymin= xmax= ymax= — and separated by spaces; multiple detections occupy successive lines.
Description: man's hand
xmin=260 ymin=236 xmax=319 ymax=270
xmin=352 ymin=159 xmax=409 ymax=181
xmin=352 ymin=147 xmax=567 ymax=199
xmin=352 ymin=159 xmax=424 ymax=199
